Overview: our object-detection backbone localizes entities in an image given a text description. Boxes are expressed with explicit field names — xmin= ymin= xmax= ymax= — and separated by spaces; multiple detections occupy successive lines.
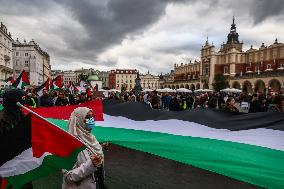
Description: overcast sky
xmin=0 ymin=0 xmax=283 ymax=74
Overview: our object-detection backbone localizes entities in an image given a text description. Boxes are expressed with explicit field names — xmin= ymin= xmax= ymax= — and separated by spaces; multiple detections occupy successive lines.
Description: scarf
xmin=68 ymin=107 xmax=103 ymax=158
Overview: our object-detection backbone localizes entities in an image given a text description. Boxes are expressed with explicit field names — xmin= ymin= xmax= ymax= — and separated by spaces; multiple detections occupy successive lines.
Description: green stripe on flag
xmin=5 ymin=147 xmax=84 ymax=189
xmin=48 ymin=118 xmax=284 ymax=189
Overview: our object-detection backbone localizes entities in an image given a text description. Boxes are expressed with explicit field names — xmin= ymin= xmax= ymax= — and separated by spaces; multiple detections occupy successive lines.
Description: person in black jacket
xmin=55 ymin=91 xmax=69 ymax=106
xmin=39 ymin=89 xmax=53 ymax=107
xmin=249 ymin=94 xmax=260 ymax=113
xmin=0 ymin=88 xmax=26 ymax=135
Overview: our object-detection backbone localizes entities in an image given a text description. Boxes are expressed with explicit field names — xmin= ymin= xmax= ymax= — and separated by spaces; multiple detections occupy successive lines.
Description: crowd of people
xmin=107 ymin=90 xmax=284 ymax=113
xmin=0 ymin=85 xmax=283 ymax=113
xmin=0 ymin=87 xmax=101 ymax=108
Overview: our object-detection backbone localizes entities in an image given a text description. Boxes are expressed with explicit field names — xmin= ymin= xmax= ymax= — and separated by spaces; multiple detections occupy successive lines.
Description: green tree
xmin=212 ymin=74 xmax=229 ymax=91
xmin=78 ymin=73 xmax=88 ymax=81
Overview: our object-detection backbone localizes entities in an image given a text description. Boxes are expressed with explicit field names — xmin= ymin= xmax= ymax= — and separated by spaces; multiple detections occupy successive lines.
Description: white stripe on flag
xmin=97 ymin=114 xmax=284 ymax=151
xmin=0 ymin=148 xmax=50 ymax=177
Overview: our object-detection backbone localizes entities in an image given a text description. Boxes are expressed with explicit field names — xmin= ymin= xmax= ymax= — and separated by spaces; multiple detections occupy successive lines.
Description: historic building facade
xmin=200 ymin=17 xmax=284 ymax=93
xmin=0 ymin=22 xmax=13 ymax=86
xmin=108 ymin=69 xmax=138 ymax=90
xmin=62 ymin=70 xmax=76 ymax=86
xmin=140 ymin=71 xmax=160 ymax=89
xmin=13 ymin=39 xmax=51 ymax=86
xmin=162 ymin=17 xmax=284 ymax=93
xmin=160 ymin=61 xmax=201 ymax=90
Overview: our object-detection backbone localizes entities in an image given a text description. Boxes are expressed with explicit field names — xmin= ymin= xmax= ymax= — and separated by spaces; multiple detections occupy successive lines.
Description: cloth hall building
xmin=161 ymin=17 xmax=284 ymax=93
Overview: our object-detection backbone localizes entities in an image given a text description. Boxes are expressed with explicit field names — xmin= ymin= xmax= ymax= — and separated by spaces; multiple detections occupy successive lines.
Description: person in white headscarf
xmin=62 ymin=107 xmax=104 ymax=189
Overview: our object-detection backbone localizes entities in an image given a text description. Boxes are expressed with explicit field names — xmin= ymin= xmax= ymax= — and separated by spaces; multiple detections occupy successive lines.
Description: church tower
xmin=222 ymin=16 xmax=243 ymax=52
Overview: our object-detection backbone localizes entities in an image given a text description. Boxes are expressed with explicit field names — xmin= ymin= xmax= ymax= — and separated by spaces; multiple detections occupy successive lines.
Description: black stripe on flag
xmin=103 ymin=100 xmax=284 ymax=131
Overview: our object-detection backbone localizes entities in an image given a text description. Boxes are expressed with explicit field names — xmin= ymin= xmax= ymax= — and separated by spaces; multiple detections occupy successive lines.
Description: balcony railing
xmin=230 ymin=70 xmax=284 ymax=80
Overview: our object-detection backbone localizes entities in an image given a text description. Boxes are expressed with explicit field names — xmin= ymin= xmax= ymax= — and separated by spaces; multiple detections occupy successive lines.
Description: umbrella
xmin=142 ymin=89 xmax=153 ymax=93
xmin=220 ymin=88 xmax=242 ymax=93
xmin=176 ymin=88 xmax=192 ymax=93
xmin=202 ymin=89 xmax=213 ymax=92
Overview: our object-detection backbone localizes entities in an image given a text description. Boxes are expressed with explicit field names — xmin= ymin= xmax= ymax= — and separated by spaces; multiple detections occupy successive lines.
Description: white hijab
xmin=68 ymin=107 xmax=103 ymax=158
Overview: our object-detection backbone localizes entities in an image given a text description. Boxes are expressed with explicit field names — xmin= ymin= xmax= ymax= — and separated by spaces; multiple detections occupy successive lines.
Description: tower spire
xmin=233 ymin=16 xmax=235 ymax=25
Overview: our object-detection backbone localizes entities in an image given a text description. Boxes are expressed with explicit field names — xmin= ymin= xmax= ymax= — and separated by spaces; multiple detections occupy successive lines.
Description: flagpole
xmin=16 ymin=102 xmax=98 ymax=156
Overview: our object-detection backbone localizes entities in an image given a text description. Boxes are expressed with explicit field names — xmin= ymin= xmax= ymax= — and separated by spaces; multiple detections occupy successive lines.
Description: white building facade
xmin=0 ymin=22 xmax=13 ymax=86
xmin=114 ymin=69 xmax=137 ymax=90
xmin=63 ymin=70 xmax=76 ymax=86
xmin=140 ymin=71 xmax=160 ymax=89
xmin=13 ymin=39 xmax=51 ymax=86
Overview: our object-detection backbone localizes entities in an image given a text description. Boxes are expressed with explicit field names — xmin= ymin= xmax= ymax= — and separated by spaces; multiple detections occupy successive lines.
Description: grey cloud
xmin=249 ymin=0 xmax=284 ymax=24
xmin=58 ymin=0 xmax=186 ymax=53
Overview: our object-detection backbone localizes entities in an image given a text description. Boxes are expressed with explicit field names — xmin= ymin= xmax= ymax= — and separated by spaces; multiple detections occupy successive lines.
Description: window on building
xmin=255 ymin=65 xmax=259 ymax=72
xmin=126 ymin=80 xmax=128 ymax=83
xmin=25 ymin=61 xmax=29 ymax=67
xmin=267 ymin=64 xmax=272 ymax=69
xmin=25 ymin=53 xmax=29 ymax=57
xmin=130 ymin=75 xmax=132 ymax=78
xmin=224 ymin=66 xmax=228 ymax=74
xmin=16 ymin=52 xmax=19 ymax=56
xmin=130 ymin=80 xmax=132 ymax=83
xmin=246 ymin=67 xmax=251 ymax=72
xmin=280 ymin=63 xmax=284 ymax=68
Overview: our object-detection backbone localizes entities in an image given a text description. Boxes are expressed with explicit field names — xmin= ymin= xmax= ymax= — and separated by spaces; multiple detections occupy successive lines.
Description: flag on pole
xmin=67 ymin=81 xmax=79 ymax=95
xmin=12 ymin=70 xmax=30 ymax=89
xmin=4 ymin=77 xmax=14 ymax=85
xmin=35 ymin=78 xmax=50 ymax=96
xmin=0 ymin=113 xmax=84 ymax=189
xmin=50 ymin=75 xmax=63 ymax=90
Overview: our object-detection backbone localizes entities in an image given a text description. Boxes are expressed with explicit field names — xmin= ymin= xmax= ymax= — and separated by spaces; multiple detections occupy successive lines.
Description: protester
xmin=62 ymin=107 xmax=104 ymax=189
xmin=224 ymin=97 xmax=239 ymax=112
xmin=25 ymin=92 xmax=37 ymax=108
xmin=55 ymin=91 xmax=69 ymax=106
xmin=39 ymin=89 xmax=53 ymax=107
xmin=0 ymin=88 xmax=26 ymax=134
xmin=249 ymin=94 xmax=260 ymax=113
xmin=268 ymin=94 xmax=284 ymax=112
xmin=65 ymin=89 xmax=76 ymax=105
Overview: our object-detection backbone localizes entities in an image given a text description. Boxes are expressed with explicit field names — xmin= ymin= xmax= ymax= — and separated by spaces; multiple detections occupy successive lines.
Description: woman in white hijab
xmin=62 ymin=107 xmax=104 ymax=189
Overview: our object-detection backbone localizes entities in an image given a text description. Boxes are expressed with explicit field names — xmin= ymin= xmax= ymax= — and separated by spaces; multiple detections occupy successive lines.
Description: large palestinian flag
xmin=12 ymin=70 xmax=30 ymax=89
xmin=1 ymin=100 xmax=283 ymax=188
xmin=35 ymin=100 xmax=283 ymax=188
xmin=97 ymin=100 xmax=284 ymax=188
xmin=0 ymin=113 xmax=84 ymax=189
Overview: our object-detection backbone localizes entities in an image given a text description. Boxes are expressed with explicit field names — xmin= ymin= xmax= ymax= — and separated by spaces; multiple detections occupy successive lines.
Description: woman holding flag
xmin=62 ymin=107 xmax=104 ymax=189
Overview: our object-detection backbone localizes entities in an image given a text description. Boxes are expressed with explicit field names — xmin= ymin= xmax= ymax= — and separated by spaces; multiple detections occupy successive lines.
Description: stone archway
xmin=185 ymin=84 xmax=189 ymax=89
xmin=190 ymin=84 xmax=195 ymax=90
xmin=254 ymin=80 xmax=266 ymax=93
xmin=180 ymin=84 xmax=184 ymax=88
xmin=172 ymin=85 xmax=175 ymax=89
xmin=242 ymin=80 xmax=253 ymax=94
xmin=196 ymin=83 xmax=200 ymax=89
xmin=269 ymin=79 xmax=281 ymax=92
xmin=176 ymin=85 xmax=179 ymax=89
xmin=203 ymin=83 xmax=209 ymax=89
xmin=232 ymin=81 xmax=241 ymax=89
